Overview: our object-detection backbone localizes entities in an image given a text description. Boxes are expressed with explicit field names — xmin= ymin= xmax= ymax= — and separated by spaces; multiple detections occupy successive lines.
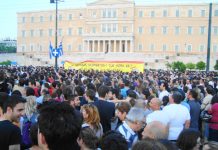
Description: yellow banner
xmin=64 ymin=60 xmax=144 ymax=72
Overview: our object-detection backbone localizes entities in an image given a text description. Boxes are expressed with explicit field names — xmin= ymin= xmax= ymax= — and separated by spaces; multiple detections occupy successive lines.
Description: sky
xmin=0 ymin=0 xmax=217 ymax=40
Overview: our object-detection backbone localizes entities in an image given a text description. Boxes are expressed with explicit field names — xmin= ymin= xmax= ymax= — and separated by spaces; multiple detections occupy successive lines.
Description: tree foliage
xmin=0 ymin=44 xmax=16 ymax=53
xmin=0 ymin=60 xmax=11 ymax=66
xmin=214 ymin=61 xmax=218 ymax=70
xmin=196 ymin=61 xmax=206 ymax=70
xmin=172 ymin=61 xmax=186 ymax=72
xmin=186 ymin=63 xmax=196 ymax=70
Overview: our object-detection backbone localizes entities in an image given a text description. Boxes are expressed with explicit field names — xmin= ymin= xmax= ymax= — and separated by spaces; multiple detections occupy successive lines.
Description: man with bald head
xmin=142 ymin=121 xmax=169 ymax=140
xmin=146 ymin=98 xmax=169 ymax=125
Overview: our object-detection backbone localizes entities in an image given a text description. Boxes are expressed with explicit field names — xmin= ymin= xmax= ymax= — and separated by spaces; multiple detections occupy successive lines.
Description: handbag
xmin=200 ymin=111 xmax=212 ymax=122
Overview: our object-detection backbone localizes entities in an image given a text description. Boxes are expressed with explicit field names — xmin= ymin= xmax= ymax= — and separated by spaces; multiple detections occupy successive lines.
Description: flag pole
xmin=55 ymin=0 xmax=58 ymax=71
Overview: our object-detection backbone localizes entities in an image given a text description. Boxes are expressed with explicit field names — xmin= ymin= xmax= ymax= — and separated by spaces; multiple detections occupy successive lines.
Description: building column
xmin=125 ymin=40 xmax=128 ymax=52
xmin=108 ymin=40 xmax=111 ymax=53
xmin=97 ymin=40 xmax=100 ymax=52
xmin=87 ymin=40 xmax=90 ymax=52
xmin=103 ymin=40 xmax=105 ymax=53
xmin=119 ymin=40 xmax=122 ymax=52
xmin=93 ymin=40 xmax=95 ymax=52
xmin=114 ymin=40 xmax=116 ymax=52
xmin=83 ymin=40 xmax=85 ymax=52
xmin=130 ymin=40 xmax=133 ymax=53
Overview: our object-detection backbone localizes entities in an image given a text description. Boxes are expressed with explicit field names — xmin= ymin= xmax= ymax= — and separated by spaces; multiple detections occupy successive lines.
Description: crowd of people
xmin=0 ymin=65 xmax=218 ymax=150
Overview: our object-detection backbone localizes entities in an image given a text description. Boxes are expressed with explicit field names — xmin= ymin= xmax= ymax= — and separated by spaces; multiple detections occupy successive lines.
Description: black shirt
xmin=0 ymin=120 xmax=22 ymax=150
xmin=93 ymin=99 xmax=115 ymax=133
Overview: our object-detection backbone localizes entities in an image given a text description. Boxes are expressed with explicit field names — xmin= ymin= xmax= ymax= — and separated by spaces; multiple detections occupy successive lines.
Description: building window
xmin=22 ymin=30 xmax=25 ymax=38
xmin=40 ymin=16 xmax=43 ymax=22
xmin=201 ymin=10 xmax=206 ymax=17
xmin=22 ymin=17 xmax=25 ymax=23
xmin=69 ymin=14 xmax=72 ymax=20
xmin=139 ymin=10 xmax=143 ymax=18
xmin=162 ymin=26 xmax=168 ymax=35
xmin=92 ymin=11 xmax=96 ymax=18
xmin=214 ymin=26 xmax=218 ymax=35
xmin=31 ymin=17 xmax=34 ymax=23
xmin=138 ymin=27 xmax=143 ymax=34
xmin=108 ymin=9 xmax=112 ymax=18
xmin=188 ymin=9 xmax=193 ymax=17
xmin=102 ymin=24 xmax=106 ymax=32
xmin=30 ymin=45 xmax=34 ymax=51
xmin=199 ymin=44 xmax=205 ymax=52
xmin=30 ymin=30 xmax=34 ymax=37
xmin=213 ymin=44 xmax=218 ymax=52
xmin=107 ymin=24 xmax=111 ymax=32
xmin=138 ymin=44 xmax=143 ymax=51
xmin=175 ymin=9 xmax=180 ymax=17
xmin=92 ymin=27 xmax=96 ymax=34
xmin=68 ymin=28 xmax=72 ymax=36
xmin=49 ymin=29 xmax=52 ymax=37
xmin=174 ymin=44 xmax=180 ymax=52
xmin=59 ymin=15 xmax=62 ymax=21
xmin=113 ymin=9 xmax=117 ymax=18
xmin=150 ymin=11 xmax=155 ymax=17
xmin=113 ymin=24 xmax=117 ymax=32
xmin=123 ymin=26 xmax=127 ymax=33
xmin=200 ymin=26 xmax=206 ymax=35
xmin=149 ymin=44 xmax=155 ymax=51
xmin=214 ymin=10 xmax=218 ymax=16
xmin=68 ymin=45 xmax=71 ymax=51
xmin=188 ymin=26 xmax=193 ymax=35
xmin=78 ymin=45 xmax=82 ymax=51
xmin=123 ymin=11 xmax=127 ymax=18
xmin=58 ymin=29 xmax=62 ymax=36
xmin=175 ymin=26 xmax=180 ymax=35
xmin=103 ymin=9 xmax=106 ymax=18
xmin=162 ymin=44 xmax=167 ymax=51
xmin=50 ymin=15 xmax=53 ymax=21
xmin=79 ymin=13 xmax=83 ymax=19
xmin=78 ymin=27 xmax=83 ymax=35
xmin=163 ymin=10 xmax=168 ymax=17
xmin=187 ymin=44 xmax=192 ymax=52
xmin=39 ymin=29 xmax=43 ymax=37
xmin=39 ymin=45 xmax=42 ymax=51
xmin=21 ymin=45 xmax=25 ymax=52
xmin=150 ymin=26 xmax=155 ymax=34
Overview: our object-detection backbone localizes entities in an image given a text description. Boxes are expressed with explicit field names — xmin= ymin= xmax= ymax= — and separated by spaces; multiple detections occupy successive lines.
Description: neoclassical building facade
xmin=17 ymin=0 xmax=218 ymax=67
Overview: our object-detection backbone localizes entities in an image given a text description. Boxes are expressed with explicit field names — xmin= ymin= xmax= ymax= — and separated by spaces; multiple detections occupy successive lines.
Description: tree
xmin=165 ymin=62 xmax=172 ymax=70
xmin=196 ymin=61 xmax=206 ymax=70
xmin=172 ymin=61 xmax=186 ymax=72
xmin=214 ymin=61 xmax=218 ymax=70
xmin=186 ymin=63 xmax=195 ymax=70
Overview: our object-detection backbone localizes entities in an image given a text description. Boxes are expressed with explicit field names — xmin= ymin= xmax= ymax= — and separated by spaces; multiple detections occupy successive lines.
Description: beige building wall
xmin=17 ymin=0 xmax=218 ymax=58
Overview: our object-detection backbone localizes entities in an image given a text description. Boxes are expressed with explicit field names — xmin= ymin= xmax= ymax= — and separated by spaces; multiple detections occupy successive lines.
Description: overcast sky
xmin=0 ymin=0 xmax=217 ymax=39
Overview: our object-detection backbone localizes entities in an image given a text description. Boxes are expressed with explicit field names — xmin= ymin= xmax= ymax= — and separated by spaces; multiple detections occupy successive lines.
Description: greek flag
xmin=58 ymin=41 xmax=63 ymax=56
xmin=49 ymin=42 xmax=53 ymax=59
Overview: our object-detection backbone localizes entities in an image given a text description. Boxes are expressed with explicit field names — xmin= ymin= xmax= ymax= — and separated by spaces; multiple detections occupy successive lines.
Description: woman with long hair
xmin=81 ymin=104 xmax=103 ymax=138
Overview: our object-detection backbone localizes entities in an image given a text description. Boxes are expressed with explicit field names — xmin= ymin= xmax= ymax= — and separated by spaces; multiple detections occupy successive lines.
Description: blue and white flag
xmin=49 ymin=41 xmax=53 ymax=59
xmin=58 ymin=41 xmax=63 ymax=56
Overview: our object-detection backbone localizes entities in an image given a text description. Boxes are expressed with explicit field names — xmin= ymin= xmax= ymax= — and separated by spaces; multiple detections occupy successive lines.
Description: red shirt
xmin=209 ymin=103 xmax=218 ymax=130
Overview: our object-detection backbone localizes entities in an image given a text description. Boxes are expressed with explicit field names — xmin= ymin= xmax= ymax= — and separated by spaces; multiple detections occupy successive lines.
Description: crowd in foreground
xmin=0 ymin=66 xmax=218 ymax=150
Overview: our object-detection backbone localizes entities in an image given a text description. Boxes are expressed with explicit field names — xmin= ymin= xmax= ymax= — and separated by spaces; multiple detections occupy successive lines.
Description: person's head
xmin=75 ymin=86 xmax=85 ymax=96
xmin=177 ymin=129 xmax=201 ymax=150
xmin=132 ymin=138 xmax=167 ymax=150
xmin=127 ymin=90 xmax=137 ymax=99
xmin=100 ymin=131 xmax=128 ymax=150
xmin=38 ymin=102 xmax=82 ymax=150
xmin=116 ymin=102 xmax=131 ymax=121
xmin=25 ymin=96 xmax=37 ymax=120
xmin=169 ymin=91 xmax=182 ymax=104
xmin=187 ymin=89 xmax=198 ymax=100
xmin=85 ymin=89 xmax=95 ymax=102
xmin=149 ymin=98 xmax=162 ymax=111
xmin=98 ymin=85 xmax=110 ymax=99
xmin=159 ymin=82 xmax=168 ymax=91
xmin=30 ymin=123 xmax=39 ymax=146
xmin=206 ymin=85 xmax=215 ymax=95
xmin=0 ymin=92 xmax=8 ymax=116
xmin=162 ymin=96 xmax=169 ymax=106
xmin=26 ymin=87 xmax=35 ymax=97
xmin=158 ymin=139 xmax=178 ymax=150
xmin=3 ymin=94 xmax=26 ymax=122
xmin=77 ymin=127 xmax=98 ymax=150
xmin=211 ymin=94 xmax=218 ymax=105
xmin=142 ymin=121 xmax=169 ymax=140
xmin=125 ymin=107 xmax=145 ymax=132
xmin=11 ymin=90 xmax=22 ymax=97
xmin=29 ymin=79 xmax=36 ymax=88
xmin=81 ymin=104 xmax=100 ymax=129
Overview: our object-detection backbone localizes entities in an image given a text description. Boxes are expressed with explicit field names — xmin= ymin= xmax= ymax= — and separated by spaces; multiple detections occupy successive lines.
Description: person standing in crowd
xmin=81 ymin=104 xmax=103 ymax=138
xmin=0 ymin=95 xmax=26 ymax=150
xmin=187 ymin=89 xmax=201 ymax=130
xmin=201 ymin=85 xmax=214 ymax=111
xmin=0 ymin=92 xmax=8 ymax=117
xmin=37 ymin=102 xmax=83 ymax=150
xmin=158 ymin=82 xmax=169 ymax=101
xmin=163 ymin=91 xmax=190 ymax=141
xmin=93 ymin=85 xmax=115 ymax=133
xmin=117 ymin=107 xmax=145 ymax=149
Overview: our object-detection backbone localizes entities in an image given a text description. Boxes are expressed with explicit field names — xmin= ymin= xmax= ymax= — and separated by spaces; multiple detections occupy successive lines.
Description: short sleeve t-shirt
xmin=0 ymin=120 xmax=22 ymax=150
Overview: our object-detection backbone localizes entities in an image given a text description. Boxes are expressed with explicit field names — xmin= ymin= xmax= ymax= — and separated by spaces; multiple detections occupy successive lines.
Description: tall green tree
xmin=214 ymin=61 xmax=218 ymax=70
xmin=186 ymin=63 xmax=195 ymax=70
xmin=196 ymin=61 xmax=206 ymax=70
xmin=172 ymin=61 xmax=186 ymax=72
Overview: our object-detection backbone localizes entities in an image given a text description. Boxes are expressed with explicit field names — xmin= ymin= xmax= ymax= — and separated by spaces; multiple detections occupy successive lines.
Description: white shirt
xmin=159 ymin=90 xmax=169 ymax=101
xmin=146 ymin=110 xmax=169 ymax=125
xmin=163 ymin=104 xmax=190 ymax=140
